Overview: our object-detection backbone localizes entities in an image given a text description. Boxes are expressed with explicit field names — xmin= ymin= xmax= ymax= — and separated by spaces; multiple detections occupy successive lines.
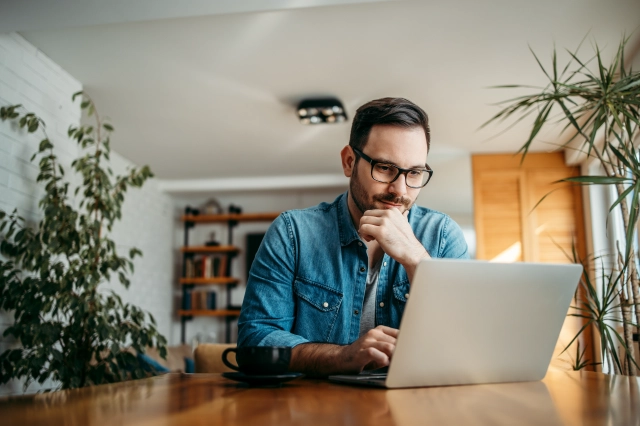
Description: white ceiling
xmin=5 ymin=0 xmax=640 ymax=189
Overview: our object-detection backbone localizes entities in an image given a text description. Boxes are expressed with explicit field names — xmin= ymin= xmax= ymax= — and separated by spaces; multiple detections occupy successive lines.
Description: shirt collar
xmin=337 ymin=191 xmax=362 ymax=247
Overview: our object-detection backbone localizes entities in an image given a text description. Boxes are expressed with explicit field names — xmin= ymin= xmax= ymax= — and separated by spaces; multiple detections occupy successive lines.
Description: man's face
xmin=348 ymin=125 xmax=429 ymax=215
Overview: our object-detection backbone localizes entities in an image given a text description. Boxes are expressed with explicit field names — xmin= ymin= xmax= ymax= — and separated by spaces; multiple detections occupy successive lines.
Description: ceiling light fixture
xmin=297 ymin=98 xmax=347 ymax=124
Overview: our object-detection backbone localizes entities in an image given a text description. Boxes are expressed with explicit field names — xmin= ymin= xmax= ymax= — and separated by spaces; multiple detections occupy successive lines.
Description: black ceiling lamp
xmin=297 ymin=98 xmax=347 ymax=124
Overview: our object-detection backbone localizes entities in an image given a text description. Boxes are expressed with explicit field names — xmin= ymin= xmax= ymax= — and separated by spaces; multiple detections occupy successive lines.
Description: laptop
xmin=329 ymin=258 xmax=582 ymax=388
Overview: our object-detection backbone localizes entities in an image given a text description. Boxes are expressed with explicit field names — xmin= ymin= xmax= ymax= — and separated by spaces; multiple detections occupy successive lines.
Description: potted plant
xmin=0 ymin=93 xmax=167 ymax=390
xmin=484 ymin=35 xmax=640 ymax=376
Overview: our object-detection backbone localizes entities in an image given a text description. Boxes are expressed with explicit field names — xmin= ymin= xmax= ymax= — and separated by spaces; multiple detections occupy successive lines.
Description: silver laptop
xmin=329 ymin=258 xmax=582 ymax=388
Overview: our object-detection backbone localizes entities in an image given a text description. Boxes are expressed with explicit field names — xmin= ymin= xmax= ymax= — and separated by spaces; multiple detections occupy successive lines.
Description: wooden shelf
xmin=181 ymin=245 xmax=240 ymax=254
xmin=179 ymin=208 xmax=280 ymax=344
xmin=179 ymin=309 xmax=241 ymax=317
xmin=180 ymin=277 xmax=239 ymax=285
xmin=182 ymin=212 xmax=280 ymax=223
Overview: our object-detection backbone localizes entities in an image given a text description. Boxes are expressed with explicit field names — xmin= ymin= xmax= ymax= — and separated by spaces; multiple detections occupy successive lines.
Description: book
xmin=185 ymin=258 xmax=195 ymax=278
xmin=194 ymin=257 xmax=204 ymax=278
xmin=212 ymin=257 xmax=221 ymax=277
xmin=183 ymin=287 xmax=192 ymax=310
xmin=189 ymin=290 xmax=217 ymax=310
xmin=203 ymin=256 xmax=212 ymax=278
xmin=207 ymin=291 xmax=217 ymax=310
xmin=218 ymin=256 xmax=228 ymax=277
xmin=191 ymin=290 xmax=202 ymax=310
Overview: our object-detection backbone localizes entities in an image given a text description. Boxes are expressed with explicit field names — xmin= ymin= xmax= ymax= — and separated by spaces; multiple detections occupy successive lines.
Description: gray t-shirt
xmin=358 ymin=259 xmax=382 ymax=337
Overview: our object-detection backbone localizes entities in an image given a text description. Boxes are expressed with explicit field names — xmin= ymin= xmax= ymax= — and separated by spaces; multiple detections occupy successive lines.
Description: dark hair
xmin=349 ymin=97 xmax=430 ymax=152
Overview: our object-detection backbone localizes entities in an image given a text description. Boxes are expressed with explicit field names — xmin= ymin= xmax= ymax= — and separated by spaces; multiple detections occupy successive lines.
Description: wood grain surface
xmin=1 ymin=369 xmax=638 ymax=425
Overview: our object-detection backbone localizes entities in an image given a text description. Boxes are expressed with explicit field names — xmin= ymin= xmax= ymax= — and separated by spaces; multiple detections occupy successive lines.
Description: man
xmin=238 ymin=97 xmax=468 ymax=376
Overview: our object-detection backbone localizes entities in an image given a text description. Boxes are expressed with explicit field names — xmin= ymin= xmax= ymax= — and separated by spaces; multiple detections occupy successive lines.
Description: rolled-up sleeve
xmin=438 ymin=216 xmax=470 ymax=259
xmin=237 ymin=213 xmax=309 ymax=348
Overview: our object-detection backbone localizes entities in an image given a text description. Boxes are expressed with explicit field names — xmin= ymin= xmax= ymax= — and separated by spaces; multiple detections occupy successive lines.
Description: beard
xmin=349 ymin=163 xmax=414 ymax=214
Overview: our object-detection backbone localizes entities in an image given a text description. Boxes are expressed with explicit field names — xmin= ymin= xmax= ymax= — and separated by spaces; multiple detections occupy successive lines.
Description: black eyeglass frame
xmin=351 ymin=147 xmax=433 ymax=188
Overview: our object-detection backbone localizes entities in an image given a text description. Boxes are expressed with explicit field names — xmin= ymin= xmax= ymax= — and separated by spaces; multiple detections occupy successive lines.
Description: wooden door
xmin=472 ymin=152 xmax=592 ymax=371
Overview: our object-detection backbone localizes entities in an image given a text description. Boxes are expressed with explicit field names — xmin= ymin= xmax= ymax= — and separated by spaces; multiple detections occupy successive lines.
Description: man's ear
xmin=341 ymin=145 xmax=356 ymax=177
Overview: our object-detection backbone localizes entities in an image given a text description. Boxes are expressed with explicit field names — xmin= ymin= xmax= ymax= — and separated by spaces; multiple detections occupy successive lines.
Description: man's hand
xmin=358 ymin=209 xmax=430 ymax=281
xmin=289 ymin=326 xmax=399 ymax=377
xmin=341 ymin=325 xmax=399 ymax=372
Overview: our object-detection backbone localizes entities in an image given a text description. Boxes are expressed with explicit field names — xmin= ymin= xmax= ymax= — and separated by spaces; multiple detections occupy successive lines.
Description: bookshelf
xmin=178 ymin=309 xmax=242 ymax=317
xmin=179 ymin=209 xmax=280 ymax=343
xmin=181 ymin=245 xmax=240 ymax=254
xmin=179 ymin=277 xmax=239 ymax=285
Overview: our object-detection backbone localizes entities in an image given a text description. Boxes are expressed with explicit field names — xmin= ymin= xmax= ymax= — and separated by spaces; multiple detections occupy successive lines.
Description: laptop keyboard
xmin=353 ymin=375 xmax=387 ymax=381
xmin=358 ymin=366 xmax=389 ymax=377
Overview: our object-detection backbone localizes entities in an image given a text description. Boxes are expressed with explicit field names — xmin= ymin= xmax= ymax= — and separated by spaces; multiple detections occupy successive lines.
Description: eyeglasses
xmin=352 ymin=147 xmax=433 ymax=189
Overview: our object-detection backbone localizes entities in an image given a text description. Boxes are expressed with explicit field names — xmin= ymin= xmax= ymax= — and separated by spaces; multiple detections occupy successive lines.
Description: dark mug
xmin=222 ymin=346 xmax=291 ymax=375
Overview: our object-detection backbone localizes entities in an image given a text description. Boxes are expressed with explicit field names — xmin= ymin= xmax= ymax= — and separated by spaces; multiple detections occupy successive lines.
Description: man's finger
xmin=363 ymin=209 xmax=393 ymax=217
xmin=359 ymin=216 xmax=384 ymax=226
xmin=363 ymin=350 xmax=390 ymax=370
xmin=361 ymin=234 xmax=375 ymax=242
xmin=358 ymin=224 xmax=382 ymax=239
xmin=362 ymin=328 xmax=397 ymax=346
xmin=375 ymin=325 xmax=399 ymax=338
xmin=365 ymin=342 xmax=395 ymax=359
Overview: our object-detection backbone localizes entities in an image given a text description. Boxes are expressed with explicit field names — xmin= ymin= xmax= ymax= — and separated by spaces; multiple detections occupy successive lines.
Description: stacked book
xmin=183 ymin=289 xmax=216 ymax=310
xmin=185 ymin=256 xmax=228 ymax=278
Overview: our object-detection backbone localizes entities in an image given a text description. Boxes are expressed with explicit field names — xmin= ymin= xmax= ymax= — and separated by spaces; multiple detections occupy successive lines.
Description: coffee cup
xmin=222 ymin=346 xmax=291 ymax=375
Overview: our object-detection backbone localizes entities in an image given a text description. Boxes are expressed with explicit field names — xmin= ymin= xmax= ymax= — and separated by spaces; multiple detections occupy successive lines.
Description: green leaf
xmin=39 ymin=139 xmax=53 ymax=152
xmin=624 ymin=182 xmax=640 ymax=261
xmin=560 ymin=176 xmax=631 ymax=185
xmin=609 ymin=183 xmax=634 ymax=214
xmin=560 ymin=320 xmax=593 ymax=356
xmin=516 ymin=101 xmax=553 ymax=160
xmin=103 ymin=123 xmax=114 ymax=131
xmin=609 ymin=142 xmax=638 ymax=175
xmin=617 ymin=78 xmax=640 ymax=92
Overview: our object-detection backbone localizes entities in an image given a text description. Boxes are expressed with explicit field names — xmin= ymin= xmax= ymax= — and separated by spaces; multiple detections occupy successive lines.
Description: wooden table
xmin=1 ymin=369 xmax=639 ymax=425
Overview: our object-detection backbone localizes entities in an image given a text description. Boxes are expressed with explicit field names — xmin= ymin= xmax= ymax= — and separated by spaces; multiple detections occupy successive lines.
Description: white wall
xmin=104 ymin=152 xmax=175 ymax=346
xmin=0 ymin=33 xmax=174 ymax=395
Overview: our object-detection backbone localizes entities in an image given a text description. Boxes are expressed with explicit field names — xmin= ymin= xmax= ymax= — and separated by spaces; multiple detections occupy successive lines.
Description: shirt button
xmin=358 ymin=242 xmax=363 ymax=246
xmin=383 ymin=262 xmax=387 ymax=267
xmin=405 ymin=293 xmax=410 ymax=299
xmin=379 ymin=302 xmax=385 ymax=308
xmin=360 ymin=267 xmax=366 ymax=272
xmin=323 ymin=302 xmax=329 ymax=308
xmin=354 ymin=310 xmax=359 ymax=315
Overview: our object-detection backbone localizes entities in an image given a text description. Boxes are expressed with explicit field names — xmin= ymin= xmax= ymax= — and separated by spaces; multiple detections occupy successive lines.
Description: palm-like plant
xmin=484 ymin=35 xmax=640 ymax=375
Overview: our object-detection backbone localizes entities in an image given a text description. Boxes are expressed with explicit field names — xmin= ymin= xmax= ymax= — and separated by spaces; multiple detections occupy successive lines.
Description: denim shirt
xmin=237 ymin=192 xmax=469 ymax=348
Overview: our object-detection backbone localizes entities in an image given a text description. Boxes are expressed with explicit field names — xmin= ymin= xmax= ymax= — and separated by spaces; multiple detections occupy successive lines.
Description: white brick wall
xmin=104 ymin=151 xmax=174 ymax=350
xmin=0 ymin=33 xmax=175 ymax=395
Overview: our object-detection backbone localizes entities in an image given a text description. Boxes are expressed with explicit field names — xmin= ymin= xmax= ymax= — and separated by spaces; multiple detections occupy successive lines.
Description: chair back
xmin=194 ymin=343 xmax=237 ymax=373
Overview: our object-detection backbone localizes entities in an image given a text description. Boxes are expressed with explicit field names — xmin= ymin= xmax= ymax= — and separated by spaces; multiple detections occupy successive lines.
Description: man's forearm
xmin=290 ymin=343 xmax=349 ymax=377
xmin=403 ymin=249 xmax=431 ymax=283
xmin=290 ymin=326 xmax=397 ymax=376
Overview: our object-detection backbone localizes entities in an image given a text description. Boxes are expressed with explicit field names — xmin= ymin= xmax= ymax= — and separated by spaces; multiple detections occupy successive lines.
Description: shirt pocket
xmin=393 ymin=281 xmax=410 ymax=304
xmin=293 ymin=277 xmax=343 ymax=342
